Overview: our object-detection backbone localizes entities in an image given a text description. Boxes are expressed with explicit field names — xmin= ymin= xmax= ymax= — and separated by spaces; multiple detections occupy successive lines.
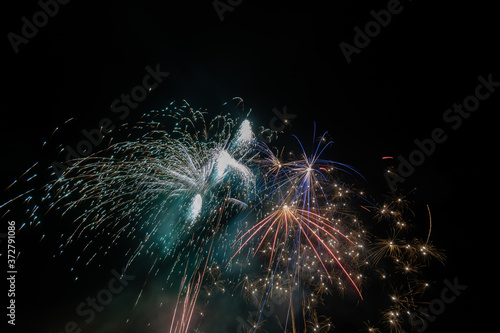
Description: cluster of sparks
xmin=2 ymin=100 xmax=445 ymax=333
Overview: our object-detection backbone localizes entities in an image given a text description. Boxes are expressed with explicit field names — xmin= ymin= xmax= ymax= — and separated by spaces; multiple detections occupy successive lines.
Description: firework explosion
xmin=1 ymin=99 xmax=445 ymax=333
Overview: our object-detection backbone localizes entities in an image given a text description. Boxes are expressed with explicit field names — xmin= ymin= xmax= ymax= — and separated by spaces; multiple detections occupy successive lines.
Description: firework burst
xmin=1 ymin=99 xmax=446 ymax=333
xmin=225 ymin=129 xmax=374 ymax=332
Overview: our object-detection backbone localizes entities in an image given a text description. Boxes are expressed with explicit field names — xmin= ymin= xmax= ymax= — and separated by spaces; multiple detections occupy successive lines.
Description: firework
xmin=221 ymin=130 xmax=373 ymax=332
xmin=223 ymin=127 xmax=445 ymax=332
xmin=1 ymin=100 xmax=446 ymax=333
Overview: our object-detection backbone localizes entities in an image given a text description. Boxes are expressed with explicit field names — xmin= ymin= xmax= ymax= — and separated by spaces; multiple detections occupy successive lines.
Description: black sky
xmin=2 ymin=0 xmax=498 ymax=332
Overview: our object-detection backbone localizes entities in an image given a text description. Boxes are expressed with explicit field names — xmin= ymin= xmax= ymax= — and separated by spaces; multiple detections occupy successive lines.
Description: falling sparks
xmin=1 ymin=100 xmax=446 ymax=333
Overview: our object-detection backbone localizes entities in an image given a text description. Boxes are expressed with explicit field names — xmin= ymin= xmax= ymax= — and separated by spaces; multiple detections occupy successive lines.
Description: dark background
xmin=2 ymin=0 xmax=497 ymax=332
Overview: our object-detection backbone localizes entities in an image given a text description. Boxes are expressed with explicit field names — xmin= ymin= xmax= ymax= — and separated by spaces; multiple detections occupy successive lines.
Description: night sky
xmin=2 ymin=1 xmax=497 ymax=332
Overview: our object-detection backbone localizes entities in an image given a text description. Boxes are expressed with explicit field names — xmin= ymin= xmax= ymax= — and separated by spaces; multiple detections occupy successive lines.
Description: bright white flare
xmin=189 ymin=194 xmax=203 ymax=222
xmin=216 ymin=150 xmax=233 ymax=180
xmin=215 ymin=150 xmax=253 ymax=186
xmin=237 ymin=119 xmax=253 ymax=144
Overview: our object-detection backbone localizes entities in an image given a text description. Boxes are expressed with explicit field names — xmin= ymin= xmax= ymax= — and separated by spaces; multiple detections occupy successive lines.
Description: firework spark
xmin=1 ymin=100 xmax=446 ymax=333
